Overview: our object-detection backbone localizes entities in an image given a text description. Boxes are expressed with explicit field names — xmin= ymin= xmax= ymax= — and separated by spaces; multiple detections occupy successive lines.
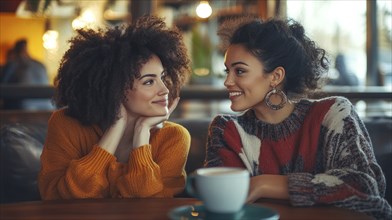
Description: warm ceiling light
xmin=72 ymin=9 xmax=96 ymax=30
xmin=196 ymin=1 xmax=212 ymax=19
xmin=43 ymin=30 xmax=59 ymax=50
xmin=194 ymin=68 xmax=210 ymax=76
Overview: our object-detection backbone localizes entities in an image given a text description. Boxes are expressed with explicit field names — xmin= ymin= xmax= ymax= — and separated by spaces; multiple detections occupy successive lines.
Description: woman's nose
xmin=158 ymin=80 xmax=169 ymax=95
xmin=224 ymin=74 xmax=234 ymax=87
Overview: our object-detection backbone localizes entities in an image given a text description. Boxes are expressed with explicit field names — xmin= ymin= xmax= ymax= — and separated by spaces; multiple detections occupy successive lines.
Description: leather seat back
xmin=0 ymin=123 xmax=47 ymax=203
xmin=363 ymin=117 xmax=392 ymax=204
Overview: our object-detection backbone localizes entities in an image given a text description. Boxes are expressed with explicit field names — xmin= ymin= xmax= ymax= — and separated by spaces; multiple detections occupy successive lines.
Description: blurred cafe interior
xmin=0 ymin=0 xmax=391 ymax=118
xmin=0 ymin=0 xmax=392 ymax=210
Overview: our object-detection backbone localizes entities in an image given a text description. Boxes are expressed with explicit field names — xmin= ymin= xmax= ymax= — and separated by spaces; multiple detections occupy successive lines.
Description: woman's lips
xmin=152 ymin=99 xmax=168 ymax=106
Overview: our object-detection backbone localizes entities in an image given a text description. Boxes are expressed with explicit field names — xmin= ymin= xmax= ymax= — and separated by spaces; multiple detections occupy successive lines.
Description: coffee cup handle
xmin=185 ymin=175 xmax=198 ymax=198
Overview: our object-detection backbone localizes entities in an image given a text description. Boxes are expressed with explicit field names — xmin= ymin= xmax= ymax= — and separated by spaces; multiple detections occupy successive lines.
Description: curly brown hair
xmin=54 ymin=16 xmax=191 ymax=129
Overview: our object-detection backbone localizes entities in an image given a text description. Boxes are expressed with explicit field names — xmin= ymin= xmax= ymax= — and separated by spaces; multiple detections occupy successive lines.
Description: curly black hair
xmin=54 ymin=16 xmax=191 ymax=129
xmin=218 ymin=16 xmax=329 ymax=97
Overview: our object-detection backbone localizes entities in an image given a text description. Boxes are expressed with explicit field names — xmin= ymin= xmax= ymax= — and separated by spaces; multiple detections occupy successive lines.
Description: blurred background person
xmin=1 ymin=38 xmax=54 ymax=110
xmin=328 ymin=53 xmax=359 ymax=86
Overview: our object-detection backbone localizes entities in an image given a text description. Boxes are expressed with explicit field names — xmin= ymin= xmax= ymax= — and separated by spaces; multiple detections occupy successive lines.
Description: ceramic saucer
xmin=168 ymin=204 xmax=279 ymax=220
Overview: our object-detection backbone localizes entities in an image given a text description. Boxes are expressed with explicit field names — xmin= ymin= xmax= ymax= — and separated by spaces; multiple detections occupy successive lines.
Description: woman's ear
xmin=270 ymin=67 xmax=285 ymax=86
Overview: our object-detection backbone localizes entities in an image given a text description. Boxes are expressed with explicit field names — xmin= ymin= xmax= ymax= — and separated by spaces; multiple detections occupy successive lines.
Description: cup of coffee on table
xmin=185 ymin=167 xmax=250 ymax=213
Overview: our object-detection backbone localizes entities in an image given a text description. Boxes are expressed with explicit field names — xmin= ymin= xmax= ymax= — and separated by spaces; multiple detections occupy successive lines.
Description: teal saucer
xmin=168 ymin=204 xmax=279 ymax=220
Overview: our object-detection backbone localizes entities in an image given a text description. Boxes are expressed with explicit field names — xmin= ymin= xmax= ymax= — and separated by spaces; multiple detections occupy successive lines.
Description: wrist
xmin=259 ymin=175 xmax=289 ymax=199
xmin=132 ymin=126 xmax=150 ymax=148
xmin=98 ymin=122 xmax=126 ymax=154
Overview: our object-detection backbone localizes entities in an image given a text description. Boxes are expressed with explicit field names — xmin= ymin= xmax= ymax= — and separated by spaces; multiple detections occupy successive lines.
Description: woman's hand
xmin=118 ymin=103 xmax=128 ymax=122
xmin=247 ymin=175 xmax=264 ymax=203
xmin=97 ymin=104 xmax=128 ymax=154
xmin=246 ymin=175 xmax=289 ymax=203
xmin=138 ymin=97 xmax=179 ymax=129
xmin=132 ymin=97 xmax=180 ymax=148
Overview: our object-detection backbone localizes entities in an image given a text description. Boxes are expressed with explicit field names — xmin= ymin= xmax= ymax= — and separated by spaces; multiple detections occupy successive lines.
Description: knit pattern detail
xmin=205 ymin=97 xmax=392 ymax=219
xmin=234 ymin=120 xmax=261 ymax=176
xmin=39 ymin=108 xmax=190 ymax=200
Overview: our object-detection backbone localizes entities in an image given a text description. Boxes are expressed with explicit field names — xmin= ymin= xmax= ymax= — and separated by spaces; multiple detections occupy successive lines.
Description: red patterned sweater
xmin=205 ymin=97 xmax=391 ymax=219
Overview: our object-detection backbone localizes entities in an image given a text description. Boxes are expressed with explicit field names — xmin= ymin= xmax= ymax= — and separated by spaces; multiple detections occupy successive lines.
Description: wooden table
xmin=0 ymin=198 xmax=372 ymax=220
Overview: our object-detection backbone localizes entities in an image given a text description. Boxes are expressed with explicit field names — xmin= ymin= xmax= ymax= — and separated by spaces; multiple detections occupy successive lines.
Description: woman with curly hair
xmin=39 ymin=16 xmax=191 ymax=200
xmin=205 ymin=17 xmax=391 ymax=219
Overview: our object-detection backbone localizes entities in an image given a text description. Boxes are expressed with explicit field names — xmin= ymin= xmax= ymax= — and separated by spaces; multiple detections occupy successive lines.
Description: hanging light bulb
xmin=196 ymin=1 xmax=212 ymax=19
xmin=72 ymin=9 xmax=96 ymax=30
xmin=43 ymin=30 xmax=59 ymax=50
xmin=43 ymin=20 xmax=58 ymax=50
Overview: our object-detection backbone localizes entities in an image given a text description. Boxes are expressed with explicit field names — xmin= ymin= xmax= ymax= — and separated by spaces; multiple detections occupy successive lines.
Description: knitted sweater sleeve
xmin=287 ymin=97 xmax=392 ymax=219
xmin=204 ymin=115 xmax=245 ymax=168
xmin=115 ymin=122 xmax=190 ymax=198
xmin=204 ymin=116 xmax=224 ymax=167
xmin=39 ymin=110 xmax=116 ymax=200
xmin=39 ymin=112 xmax=190 ymax=200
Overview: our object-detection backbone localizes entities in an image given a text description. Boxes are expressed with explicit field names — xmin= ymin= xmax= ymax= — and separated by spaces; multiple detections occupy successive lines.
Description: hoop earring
xmin=265 ymin=87 xmax=287 ymax=110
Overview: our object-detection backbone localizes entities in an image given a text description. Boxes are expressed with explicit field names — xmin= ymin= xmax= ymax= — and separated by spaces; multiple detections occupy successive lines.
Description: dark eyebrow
xmin=138 ymin=74 xmax=157 ymax=80
xmin=138 ymin=70 xmax=165 ymax=80
xmin=231 ymin=61 xmax=249 ymax=67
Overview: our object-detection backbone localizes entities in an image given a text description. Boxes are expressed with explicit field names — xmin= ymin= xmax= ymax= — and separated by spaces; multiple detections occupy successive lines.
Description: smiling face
xmin=224 ymin=44 xmax=273 ymax=112
xmin=124 ymin=54 xmax=169 ymax=117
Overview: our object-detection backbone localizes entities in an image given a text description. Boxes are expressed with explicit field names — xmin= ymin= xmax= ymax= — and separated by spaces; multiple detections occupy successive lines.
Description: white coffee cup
xmin=186 ymin=167 xmax=250 ymax=213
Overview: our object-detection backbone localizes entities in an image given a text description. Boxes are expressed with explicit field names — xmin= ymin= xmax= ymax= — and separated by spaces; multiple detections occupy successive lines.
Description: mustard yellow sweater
xmin=38 ymin=108 xmax=190 ymax=200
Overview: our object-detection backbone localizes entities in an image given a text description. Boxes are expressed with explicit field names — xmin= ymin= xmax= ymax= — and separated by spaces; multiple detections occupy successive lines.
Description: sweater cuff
xmin=288 ymin=173 xmax=315 ymax=206
xmin=129 ymin=145 xmax=154 ymax=167
xmin=77 ymin=145 xmax=116 ymax=174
